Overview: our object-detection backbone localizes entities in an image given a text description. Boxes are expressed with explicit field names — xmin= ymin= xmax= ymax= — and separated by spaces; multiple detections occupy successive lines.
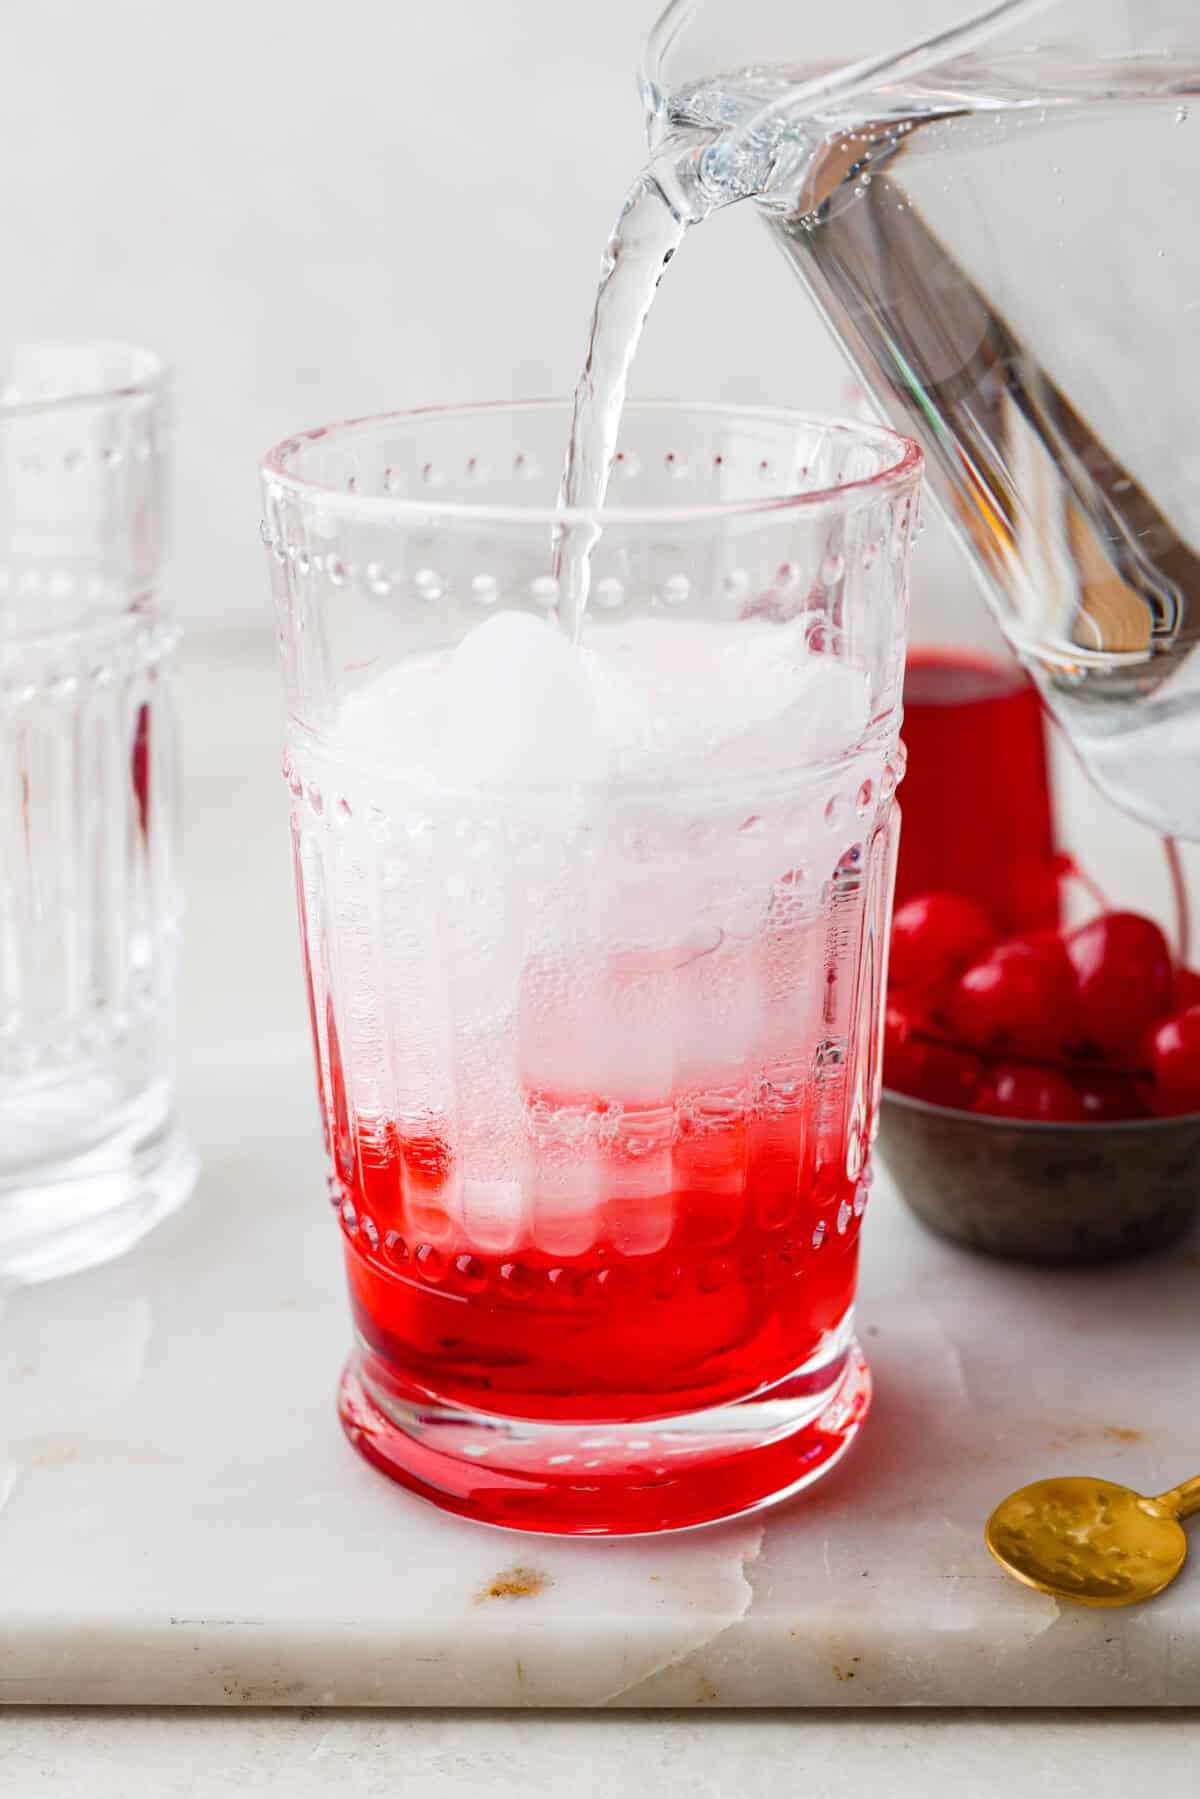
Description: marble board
xmin=2 ymin=642 xmax=1197 ymax=1709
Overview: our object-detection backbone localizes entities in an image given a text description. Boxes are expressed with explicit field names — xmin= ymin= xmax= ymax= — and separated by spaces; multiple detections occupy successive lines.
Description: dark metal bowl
xmin=878 ymin=1089 xmax=1200 ymax=1264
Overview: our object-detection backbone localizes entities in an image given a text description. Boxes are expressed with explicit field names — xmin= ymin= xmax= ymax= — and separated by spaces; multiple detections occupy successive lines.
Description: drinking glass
xmin=263 ymin=400 xmax=919 ymax=1533
xmin=0 ymin=343 xmax=195 ymax=1282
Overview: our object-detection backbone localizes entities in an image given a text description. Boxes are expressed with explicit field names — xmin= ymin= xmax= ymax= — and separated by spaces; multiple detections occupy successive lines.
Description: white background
xmin=4 ymin=0 xmax=844 ymax=636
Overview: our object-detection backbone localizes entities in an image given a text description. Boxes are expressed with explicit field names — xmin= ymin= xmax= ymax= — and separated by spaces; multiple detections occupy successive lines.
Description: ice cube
xmin=528 ymin=1139 xmax=603 ymax=1257
xmin=520 ymin=947 xmax=602 ymax=1099
xmin=583 ymin=617 xmax=753 ymax=769
xmin=581 ymin=615 xmax=870 ymax=774
xmin=604 ymin=1105 xmax=675 ymax=1256
xmin=460 ymin=1177 xmax=526 ymax=1255
xmin=334 ymin=612 xmax=870 ymax=787
xmin=729 ymin=618 xmax=871 ymax=765
xmin=446 ymin=611 xmax=604 ymax=785
xmin=675 ymin=928 xmax=762 ymax=1092
xmin=335 ymin=651 xmax=447 ymax=769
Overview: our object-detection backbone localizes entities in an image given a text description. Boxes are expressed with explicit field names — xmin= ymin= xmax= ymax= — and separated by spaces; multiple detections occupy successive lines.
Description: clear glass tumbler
xmin=0 ymin=343 xmax=196 ymax=1282
xmin=263 ymin=400 xmax=919 ymax=1533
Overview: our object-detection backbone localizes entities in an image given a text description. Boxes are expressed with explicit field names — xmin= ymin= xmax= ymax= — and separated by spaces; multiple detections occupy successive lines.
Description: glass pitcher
xmin=642 ymin=0 xmax=1200 ymax=837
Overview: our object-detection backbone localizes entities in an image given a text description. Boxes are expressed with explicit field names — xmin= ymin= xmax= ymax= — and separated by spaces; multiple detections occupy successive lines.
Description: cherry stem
xmin=1055 ymin=851 xmax=1109 ymax=917
xmin=1165 ymin=836 xmax=1191 ymax=968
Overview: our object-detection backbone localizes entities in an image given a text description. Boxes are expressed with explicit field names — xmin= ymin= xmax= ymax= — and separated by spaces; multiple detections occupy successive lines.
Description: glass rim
xmin=0 ymin=339 xmax=166 ymax=420
xmin=262 ymin=399 xmax=923 ymax=529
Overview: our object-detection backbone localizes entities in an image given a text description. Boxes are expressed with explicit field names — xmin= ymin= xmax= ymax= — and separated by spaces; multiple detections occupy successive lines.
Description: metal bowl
xmin=878 ymin=1090 xmax=1200 ymax=1264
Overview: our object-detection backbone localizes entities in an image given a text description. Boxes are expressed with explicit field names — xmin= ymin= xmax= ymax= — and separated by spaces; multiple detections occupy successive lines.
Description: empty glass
xmin=0 ymin=343 xmax=195 ymax=1282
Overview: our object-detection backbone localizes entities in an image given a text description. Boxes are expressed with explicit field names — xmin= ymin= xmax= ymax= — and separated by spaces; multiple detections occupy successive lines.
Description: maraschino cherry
xmin=1146 ymin=1007 xmax=1200 ymax=1117
xmin=1065 ymin=911 xmax=1173 ymax=1059
xmin=884 ymin=883 xmax=1197 ymax=1121
xmin=972 ymin=1065 xmax=1087 ymax=1123
xmin=889 ymin=891 xmax=994 ymax=993
xmin=948 ymin=935 xmax=1077 ymax=1060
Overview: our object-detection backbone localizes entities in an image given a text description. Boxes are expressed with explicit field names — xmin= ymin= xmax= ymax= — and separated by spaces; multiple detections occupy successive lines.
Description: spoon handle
xmin=1155 ymin=1476 xmax=1200 ymax=1520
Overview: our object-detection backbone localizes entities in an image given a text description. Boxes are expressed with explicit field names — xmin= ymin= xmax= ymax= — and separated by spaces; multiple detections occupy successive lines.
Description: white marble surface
xmin=2 ymin=638 xmax=1199 ymax=1711
xmin=4 ymin=1710 xmax=1200 ymax=1798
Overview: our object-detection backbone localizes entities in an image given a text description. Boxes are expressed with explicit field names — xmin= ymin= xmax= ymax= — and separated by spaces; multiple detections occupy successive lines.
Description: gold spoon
xmin=986 ymin=1475 xmax=1200 ymax=1606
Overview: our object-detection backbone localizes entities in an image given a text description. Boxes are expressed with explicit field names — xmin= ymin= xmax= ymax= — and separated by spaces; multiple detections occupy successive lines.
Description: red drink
xmin=338 ymin=1104 xmax=869 ymax=1531
xmin=896 ymin=648 xmax=1058 ymax=935
xmin=343 ymin=1116 xmax=863 ymax=1426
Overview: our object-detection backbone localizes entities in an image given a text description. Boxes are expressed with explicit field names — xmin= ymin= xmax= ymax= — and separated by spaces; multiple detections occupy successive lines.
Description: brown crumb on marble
xmin=475 ymin=1566 xmax=553 ymax=1604
xmin=1047 ymin=1424 xmax=1144 ymax=1450
xmin=832 ymin=1663 xmax=856 ymax=1681
xmin=29 ymin=1443 xmax=80 ymax=1467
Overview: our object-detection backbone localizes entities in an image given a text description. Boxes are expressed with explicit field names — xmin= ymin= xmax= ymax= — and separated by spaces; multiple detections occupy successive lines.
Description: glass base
xmin=0 ymin=1086 xmax=197 ymax=1283
xmin=339 ymin=1338 xmax=871 ymax=1536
